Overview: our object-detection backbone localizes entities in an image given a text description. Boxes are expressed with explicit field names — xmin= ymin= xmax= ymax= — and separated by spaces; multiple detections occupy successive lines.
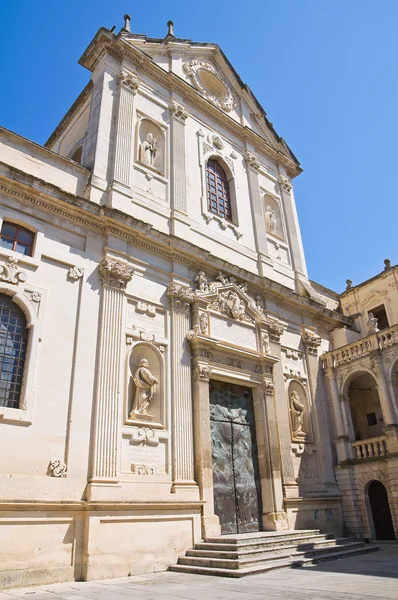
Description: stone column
xmin=245 ymin=151 xmax=270 ymax=277
xmin=372 ymin=352 xmax=398 ymax=453
xmin=323 ymin=368 xmax=352 ymax=463
xmin=169 ymin=101 xmax=190 ymax=238
xmin=113 ymin=71 xmax=139 ymax=187
xmin=278 ymin=174 xmax=307 ymax=277
xmin=90 ymin=258 xmax=133 ymax=483
xmin=167 ymin=284 xmax=198 ymax=495
xmin=301 ymin=331 xmax=338 ymax=490
xmin=260 ymin=380 xmax=289 ymax=531
xmin=192 ymin=362 xmax=221 ymax=538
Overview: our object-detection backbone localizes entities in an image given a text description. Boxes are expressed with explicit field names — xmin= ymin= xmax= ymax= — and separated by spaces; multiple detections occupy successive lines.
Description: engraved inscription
xmin=211 ymin=315 xmax=257 ymax=350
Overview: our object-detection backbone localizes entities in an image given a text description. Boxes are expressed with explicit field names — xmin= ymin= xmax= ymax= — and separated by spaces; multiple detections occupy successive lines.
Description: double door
xmin=210 ymin=381 xmax=262 ymax=534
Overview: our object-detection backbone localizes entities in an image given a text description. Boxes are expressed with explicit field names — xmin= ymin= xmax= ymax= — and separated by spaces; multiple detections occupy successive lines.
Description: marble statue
xmin=265 ymin=205 xmax=277 ymax=234
xmin=290 ymin=391 xmax=306 ymax=438
xmin=131 ymin=359 xmax=159 ymax=416
xmin=367 ymin=312 xmax=379 ymax=334
xmin=140 ymin=133 xmax=157 ymax=167
xmin=195 ymin=270 xmax=208 ymax=292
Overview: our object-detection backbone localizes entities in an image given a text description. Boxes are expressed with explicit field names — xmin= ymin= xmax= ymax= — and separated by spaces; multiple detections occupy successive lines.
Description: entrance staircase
xmin=169 ymin=530 xmax=379 ymax=577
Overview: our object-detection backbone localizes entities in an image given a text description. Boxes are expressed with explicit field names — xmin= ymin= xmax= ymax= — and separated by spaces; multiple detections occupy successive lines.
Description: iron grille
xmin=0 ymin=295 xmax=28 ymax=409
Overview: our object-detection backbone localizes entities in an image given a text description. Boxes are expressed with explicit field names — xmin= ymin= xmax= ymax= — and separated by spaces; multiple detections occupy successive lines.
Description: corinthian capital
xmin=167 ymin=282 xmax=195 ymax=312
xmin=118 ymin=71 xmax=139 ymax=93
xmin=278 ymin=175 xmax=292 ymax=193
xmin=302 ymin=330 xmax=322 ymax=355
xmin=99 ymin=258 xmax=134 ymax=290
xmin=169 ymin=100 xmax=189 ymax=122
xmin=262 ymin=379 xmax=275 ymax=396
xmin=245 ymin=151 xmax=260 ymax=172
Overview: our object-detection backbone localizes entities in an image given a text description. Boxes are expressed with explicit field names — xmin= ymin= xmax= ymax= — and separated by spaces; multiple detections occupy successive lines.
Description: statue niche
xmin=137 ymin=118 xmax=165 ymax=174
xmin=264 ymin=194 xmax=283 ymax=239
xmin=288 ymin=381 xmax=311 ymax=442
xmin=128 ymin=343 xmax=163 ymax=425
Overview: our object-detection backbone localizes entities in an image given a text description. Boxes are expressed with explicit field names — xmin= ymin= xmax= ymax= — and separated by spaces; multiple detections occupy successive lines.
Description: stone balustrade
xmin=352 ymin=436 xmax=388 ymax=460
xmin=322 ymin=322 xmax=398 ymax=368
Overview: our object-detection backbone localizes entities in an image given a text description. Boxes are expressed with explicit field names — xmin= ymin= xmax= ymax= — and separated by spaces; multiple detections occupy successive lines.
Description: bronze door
xmin=210 ymin=381 xmax=262 ymax=534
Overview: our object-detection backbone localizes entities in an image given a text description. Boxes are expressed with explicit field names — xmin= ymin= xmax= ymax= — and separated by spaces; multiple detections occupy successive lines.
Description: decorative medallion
xmin=183 ymin=61 xmax=237 ymax=112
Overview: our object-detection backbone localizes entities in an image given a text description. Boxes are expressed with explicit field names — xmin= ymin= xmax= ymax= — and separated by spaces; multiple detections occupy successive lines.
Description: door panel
xmin=210 ymin=381 xmax=262 ymax=534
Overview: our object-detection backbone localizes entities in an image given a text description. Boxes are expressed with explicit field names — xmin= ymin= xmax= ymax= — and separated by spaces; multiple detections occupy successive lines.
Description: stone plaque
xmin=127 ymin=300 xmax=166 ymax=338
xmin=210 ymin=315 xmax=257 ymax=350
xmin=121 ymin=433 xmax=167 ymax=475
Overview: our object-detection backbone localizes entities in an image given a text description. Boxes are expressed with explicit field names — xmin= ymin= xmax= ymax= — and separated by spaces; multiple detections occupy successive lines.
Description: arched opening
xmin=367 ymin=480 xmax=395 ymax=540
xmin=347 ymin=372 xmax=384 ymax=441
xmin=206 ymin=158 xmax=232 ymax=221
xmin=70 ymin=145 xmax=83 ymax=164
xmin=0 ymin=294 xmax=28 ymax=409
xmin=389 ymin=358 xmax=398 ymax=418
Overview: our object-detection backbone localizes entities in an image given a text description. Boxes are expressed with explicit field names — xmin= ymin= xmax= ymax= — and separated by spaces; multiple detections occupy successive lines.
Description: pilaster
xmin=112 ymin=70 xmax=139 ymax=189
xmin=89 ymin=258 xmax=133 ymax=490
xmin=245 ymin=151 xmax=270 ymax=277
xmin=323 ymin=368 xmax=353 ymax=463
xmin=277 ymin=173 xmax=307 ymax=278
xmin=371 ymin=352 xmax=397 ymax=427
xmin=167 ymin=284 xmax=198 ymax=496
xmin=169 ymin=100 xmax=190 ymax=238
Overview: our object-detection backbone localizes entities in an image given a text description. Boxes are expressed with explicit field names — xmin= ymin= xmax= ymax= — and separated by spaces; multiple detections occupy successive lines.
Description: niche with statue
xmin=288 ymin=380 xmax=313 ymax=443
xmin=136 ymin=118 xmax=165 ymax=174
xmin=264 ymin=194 xmax=284 ymax=239
xmin=127 ymin=342 xmax=164 ymax=427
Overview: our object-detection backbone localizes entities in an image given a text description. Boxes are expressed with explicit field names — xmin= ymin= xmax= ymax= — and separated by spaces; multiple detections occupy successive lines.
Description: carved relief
xmin=0 ymin=256 xmax=27 ymax=284
xmin=183 ymin=61 xmax=237 ymax=112
xmin=67 ymin=266 xmax=84 ymax=281
xmin=263 ymin=380 xmax=275 ymax=395
xmin=131 ymin=464 xmax=156 ymax=475
xmin=195 ymin=365 xmax=212 ymax=381
xmin=48 ymin=459 xmax=67 ymax=478
xmin=99 ymin=258 xmax=133 ymax=290
xmin=209 ymin=290 xmax=252 ymax=323
xmin=129 ymin=427 xmax=160 ymax=446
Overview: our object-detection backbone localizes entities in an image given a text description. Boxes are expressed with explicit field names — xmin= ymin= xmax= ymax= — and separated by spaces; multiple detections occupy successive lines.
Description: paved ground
xmin=1 ymin=544 xmax=397 ymax=600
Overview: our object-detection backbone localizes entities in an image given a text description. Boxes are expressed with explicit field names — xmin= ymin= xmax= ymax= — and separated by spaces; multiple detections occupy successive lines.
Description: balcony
xmin=352 ymin=436 xmax=388 ymax=460
xmin=323 ymin=323 xmax=398 ymax=368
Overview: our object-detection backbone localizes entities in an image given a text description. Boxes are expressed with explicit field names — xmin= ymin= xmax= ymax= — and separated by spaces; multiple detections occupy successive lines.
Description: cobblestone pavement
xmin=1 ymin=544 xmax=397 ymax=600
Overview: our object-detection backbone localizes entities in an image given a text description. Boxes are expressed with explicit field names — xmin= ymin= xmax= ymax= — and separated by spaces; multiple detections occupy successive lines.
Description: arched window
xmin=0 ymin=222 xmax=35 ymax=256
xmin=0 ymin=295 xmax=28 ymax=409
xmin=206 ymin=159 xmax=232 ymax=221
xmin=70 ymin=145 xmax=83 ymax=164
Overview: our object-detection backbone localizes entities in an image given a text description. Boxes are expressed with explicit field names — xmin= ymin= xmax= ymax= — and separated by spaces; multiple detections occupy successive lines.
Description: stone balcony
xmin=322 ymin=323 xmax=398 ymax=368
xmin=351 ymin=436 xmax=388 ymax=461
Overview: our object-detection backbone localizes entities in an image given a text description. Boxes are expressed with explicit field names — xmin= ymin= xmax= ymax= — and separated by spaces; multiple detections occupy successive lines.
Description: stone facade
xmin=0 ymin=19 xmax=395 ymax=589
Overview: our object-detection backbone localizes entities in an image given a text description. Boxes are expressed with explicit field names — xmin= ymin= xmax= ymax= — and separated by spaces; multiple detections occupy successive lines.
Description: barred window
xmin=369 ymin=304 xmax=389 ymax=330
xmin=206 ymin=159 xmax=232 ymax=221
xmin=0 ymin=295 xmax=28 ymax=409
xmin=0 ymin=222 xmax=35 ymax=256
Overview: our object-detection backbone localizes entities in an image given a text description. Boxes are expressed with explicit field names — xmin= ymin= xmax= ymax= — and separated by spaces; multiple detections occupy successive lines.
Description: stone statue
xmin=199 ymin=312 xmax=208 ymax=334
xmin=367 ymin=312 xmax=379 ymax=334
xmin=290 ymin=391 xmax=306 ymax=438
xmin=195 ymin=270 xmax=208 ymax=292
xmin=131 ymin=359 xmax=159 ymax=416
xmin=216 ymin=271 xmax=228 ymax=285
xmin=262 ymin=330 xmax=271 ymax=354
xmin=265 ymin=205 xmax=277 ymax=234
xmin=140 ymin=132 xmax=157 ymax=167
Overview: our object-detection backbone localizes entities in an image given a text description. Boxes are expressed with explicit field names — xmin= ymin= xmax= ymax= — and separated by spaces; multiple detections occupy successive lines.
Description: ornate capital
xmin=279 ymin=175 xmax=292 ymax=193
xmin=265 ymin=318 xmax=285 ymax=343
xmin=245 ymin=151 xmax=260 ymax=172
xmin=262 ymin=379 xmax=275 ymax=396
xmin=167 ymin=282 xmax=195 ymax=312
xmin=302 ymin=330 xmax=322 ymax=355
xmin=99 ymin=258 xmax=133 ymax=290
xmin=0 ymin=256 xmax=27 ymax=285
xmin=169 ymin=100 xmax=189 ymax=122
xmin=67 ymin=266 xmax=84 ymax=281
xmin=119 ymin=71 xmax=139 ymax=93
xmin=195 ymin=365 xmax=212 ymax=381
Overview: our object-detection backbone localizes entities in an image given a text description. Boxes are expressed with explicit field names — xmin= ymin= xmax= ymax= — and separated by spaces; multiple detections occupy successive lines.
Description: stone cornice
xmin=78 ymin=30 xmax=301 ymax=178
xmin=0 ymin=169 xmax=352 ymax=329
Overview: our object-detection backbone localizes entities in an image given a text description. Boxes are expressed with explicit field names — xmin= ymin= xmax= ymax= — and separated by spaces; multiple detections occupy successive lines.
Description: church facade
xmin=0 ymin=17 xmax=396 ymax=588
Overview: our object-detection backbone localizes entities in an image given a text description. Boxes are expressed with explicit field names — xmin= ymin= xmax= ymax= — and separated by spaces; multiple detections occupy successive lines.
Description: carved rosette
xmin=245 ymin=151 xmax=260 ymax=172
xmin=167 ymin=282 xmax=195 ymax=312
xmin=169 ymin=100 xmax=189 ymax=123
xmin=99 ymin=258 xmax=134 ymax=290
xmin=67 ymin=266 xmax=84 ymax=281
xmin=195 ymin=365 xmax=212 ymax=381
xmin=262 ymin=380 xmax=275 ymax=396
xmin=119 ymin=71 xmax=139 ymax=93
xmin=0 ymin=256 xmax=27 ymax=285
xmin=279 ymin=175 xmax=293 ymax=193
xmin=302 ymin=330 xmax=322 ymax=355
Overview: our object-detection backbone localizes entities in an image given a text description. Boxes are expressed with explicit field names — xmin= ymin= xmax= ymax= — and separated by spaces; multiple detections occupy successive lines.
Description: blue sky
xmin=1 ymin=1 xmax=397 ymax=292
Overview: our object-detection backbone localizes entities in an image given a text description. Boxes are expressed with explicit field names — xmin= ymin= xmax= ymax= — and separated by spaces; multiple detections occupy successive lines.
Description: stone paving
xmin=1 ymin=544 xmax=397 ymax=600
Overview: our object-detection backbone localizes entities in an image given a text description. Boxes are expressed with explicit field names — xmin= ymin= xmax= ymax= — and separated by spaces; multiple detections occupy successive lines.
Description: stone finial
xmin=384 ymin=258 xmax=391 ymax=271
xmin=167 ymin=20 xmax=175 ymax=37
xmin=346 ymin=279 xmax=352 ymax=290
xmin=123 ymin=14 xmax=131 ymax=32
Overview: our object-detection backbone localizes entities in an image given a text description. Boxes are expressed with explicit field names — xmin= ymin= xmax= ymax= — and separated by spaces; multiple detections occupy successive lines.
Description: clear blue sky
xmin=1 ymin=1 xmax=397 ymax=292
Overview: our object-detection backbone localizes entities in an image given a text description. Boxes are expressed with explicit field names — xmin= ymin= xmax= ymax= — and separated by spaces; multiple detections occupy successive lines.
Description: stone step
xmin=188 ymin=537 xmax=352 ymax=560
xmin=170 ymin=544 xmax=379 ymax=578
xmin=204 ymin=529 xmax=321 ymax=545
xmin=179 ymin=541 xmax=364 ymax=570
xmin=194 ymin=533 xmax=337 ymax=553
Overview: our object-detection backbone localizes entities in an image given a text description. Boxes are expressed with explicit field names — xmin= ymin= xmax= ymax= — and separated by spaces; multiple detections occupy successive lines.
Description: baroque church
xmin=0 ymin=15 xmax=397 ymax=586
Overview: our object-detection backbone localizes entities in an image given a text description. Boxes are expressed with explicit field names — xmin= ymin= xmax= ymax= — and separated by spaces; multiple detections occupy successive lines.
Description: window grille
xmin=0 ymin=222 xmax=35 ymax=256
xmin=369 ymin=304 xmax=389 ymax=330
xmin=0 ymin=295 xmax=28 ymax=409
xmin=206 ymin=159 xmax=232 ymax=221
